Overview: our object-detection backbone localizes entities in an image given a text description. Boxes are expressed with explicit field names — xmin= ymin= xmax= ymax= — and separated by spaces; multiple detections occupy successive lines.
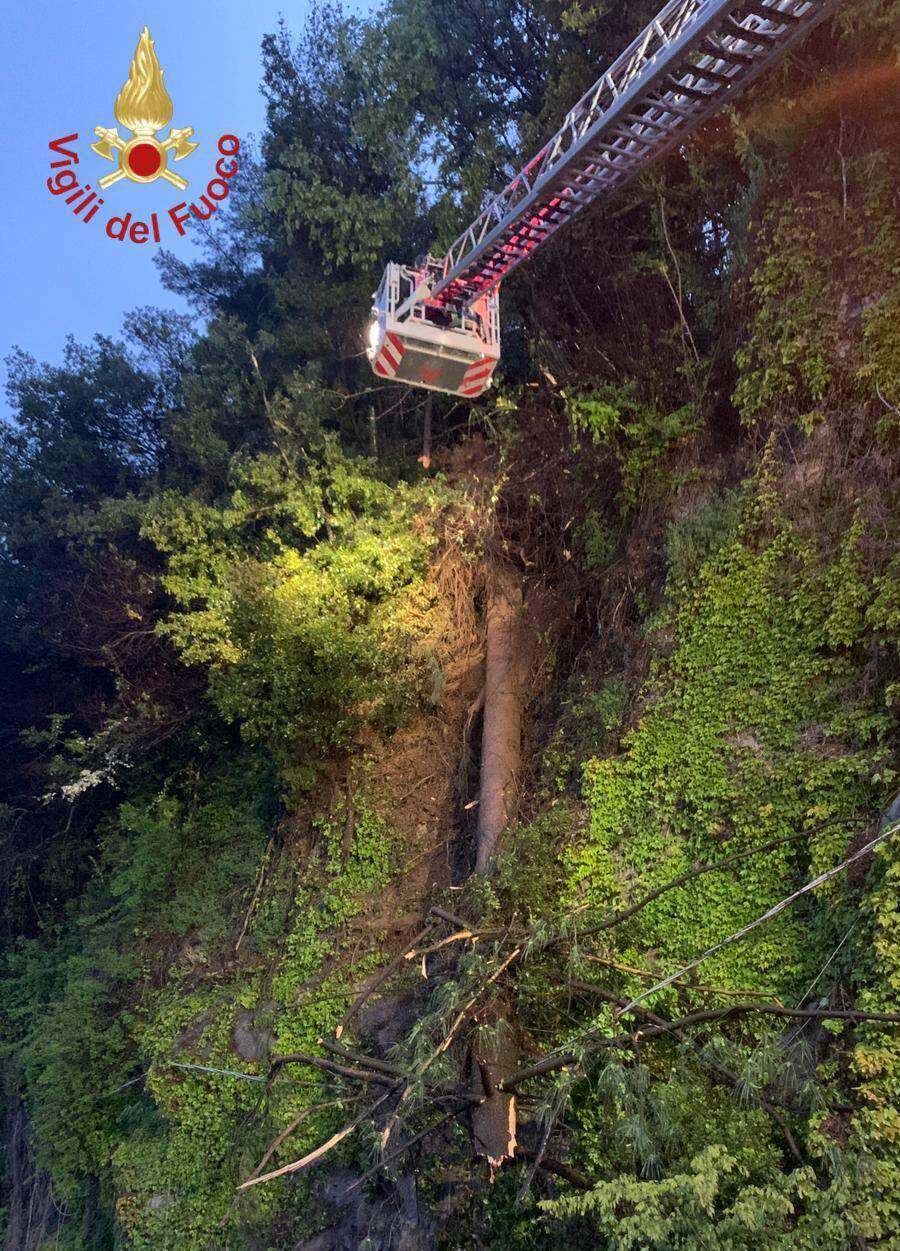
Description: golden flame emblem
xmin=90 ymin=28 xmax=197 ymax=190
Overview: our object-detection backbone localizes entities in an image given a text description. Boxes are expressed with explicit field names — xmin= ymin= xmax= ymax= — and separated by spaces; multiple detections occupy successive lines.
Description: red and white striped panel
xmin=458 ymin=356 xmax=496 ymax=399
xmin=373 ymin=331 xmax=405 ymax=377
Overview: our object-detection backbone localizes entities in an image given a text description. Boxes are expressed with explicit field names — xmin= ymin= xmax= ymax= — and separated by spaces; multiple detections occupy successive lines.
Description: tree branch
xmin=499 ymin=1053 xmax=579 ymax=1091
xmin=237 ymin=1086 xmax=398 ymax=1191
xmin=579 ymin=831 xmax=809 ymax=938
xmin=318 ymin=1039 xmax=406 ymax=1077
xmin=515 ymin=1148 xmax=594 ymax=1192
xmin=335 ymin=923 xmax=433 ymax=1039
xmin=269 ymin=1052 xmax=396 ymax=1087
xmin=567 ymin=982 xmax=805 ymax=1163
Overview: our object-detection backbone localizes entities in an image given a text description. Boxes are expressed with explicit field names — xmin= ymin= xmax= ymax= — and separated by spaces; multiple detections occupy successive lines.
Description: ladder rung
xmin=724 ymin=16 xmax=779 ymax=43
xmin=533 ymin=206 xmax=569 ymax=222
xmin=521 ymin=221 xmax=555 ymax=236
xmin=593 ymin=136 xmax=650 ymax=155
xmin=582 ymin=149 xmax=623 ymax=167
xmin=570 ymin=162 xmax=611 ymax=180
xmin=624 ymin=113 xmax=679 ymax=134
xmin=667 ymin=78 xmax=716 ymax=101
xmin=541 ymin=203 xmax=577 ymax=220
xmin=688 ymin=63 xmax=738 ymax=87
xmin=701 ymin=38 xmax=756 ymax=65
xmin=571 ymin=174 xmax=614 ymax=195
xmin=579 ymin=162 xmax=619 ymax=181
xmin=647 ymin=96 xmax=698 ymax=120
xmin=739 ymin=3 xmax=802 ymax=22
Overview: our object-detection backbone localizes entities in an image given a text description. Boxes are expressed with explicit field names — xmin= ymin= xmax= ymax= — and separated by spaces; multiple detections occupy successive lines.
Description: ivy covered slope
xmin=1 ymin=1 xmax=900 ymax=1250
xmin=3 ymin=432 xmax=459 ymax=1248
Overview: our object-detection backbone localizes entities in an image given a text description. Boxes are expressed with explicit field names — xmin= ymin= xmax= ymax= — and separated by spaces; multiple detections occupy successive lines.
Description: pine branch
xmin=567 ymin=982 xmax=805 ymax=1162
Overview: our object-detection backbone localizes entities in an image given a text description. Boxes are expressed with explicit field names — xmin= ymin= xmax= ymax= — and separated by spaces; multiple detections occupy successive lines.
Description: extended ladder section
xmin=431 ymin=0 xmax=840 ymax=306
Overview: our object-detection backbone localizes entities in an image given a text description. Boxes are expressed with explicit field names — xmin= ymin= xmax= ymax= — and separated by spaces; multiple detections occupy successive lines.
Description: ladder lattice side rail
xmin=430 ymin=0 xmax=841 ymax=307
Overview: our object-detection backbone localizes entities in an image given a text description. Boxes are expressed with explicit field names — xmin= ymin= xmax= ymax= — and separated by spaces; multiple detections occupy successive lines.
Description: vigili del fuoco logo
xmin=47 ymin=27 xmax=240 ymax=244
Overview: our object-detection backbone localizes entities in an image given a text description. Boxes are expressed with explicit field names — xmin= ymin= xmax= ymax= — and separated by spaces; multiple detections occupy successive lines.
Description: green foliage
xmin=571 ymin=497 xmax=890 ymax=996
xmin=734 ymin=155 xmax=900 ymax=429
xmin=860 ymin=290 xmax=900 ymax=427
xmin=539 ymin=467 xmax=899 ymax=1251
xmin=2 ymin=2 xmax=899 ymax=1248
xmin=541 ymin=674 xmax=628 ymax=795
xmin=569 ymin=385 xmax=700 ymax=508
xmin=3 ymin=758 xmax=275 ymax=1209
xmin=142 ymin=442 xmax=441 ymax=777
xmin=492 ymin=804 xmax=574 ymax=919
xmin=543 ymin=1144 xmax=809 ymax=1248
xmin=260 ymin=11 xmax=427 ymax=275
xmin=575 ymin=510 xmax=616 ymax=572
xmin=851 ymin=829 xmax=900 ymax=1236
xmin=665 ymin=488 xmax=744 ymax=590
xmin=3 ymin=750 xmax=400 ymax=1251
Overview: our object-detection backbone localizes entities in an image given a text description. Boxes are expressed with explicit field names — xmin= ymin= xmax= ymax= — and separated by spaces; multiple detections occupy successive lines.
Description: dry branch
xmin=237 ymin=1087 xmax=398 ymax=1191
xmin=344 ymin=1107 xmax=461 ymax=1194
xmin=579 ymin=831 xmax=809 ymax=939
xmin=581 ymin=953 xmax=782 ymax=1001
xmin=413 ymin=929 xmax=480 ymax=956
xmin=243 ymin=1100 xmax=344 ymax=1188
xmin=430 ymin=904 xmax=491 ymax=932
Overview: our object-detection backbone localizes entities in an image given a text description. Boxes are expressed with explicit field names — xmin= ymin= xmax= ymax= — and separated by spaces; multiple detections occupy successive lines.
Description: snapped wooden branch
xmin=237 ymin=1086 xmax=399 ymax=1191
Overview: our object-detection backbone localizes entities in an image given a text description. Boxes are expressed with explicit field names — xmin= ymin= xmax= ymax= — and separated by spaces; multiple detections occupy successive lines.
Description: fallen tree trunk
xmin=475 ymin=561 xmax=525 ymax=874
xmin=470 ymin=1017 xmax=518 ymax=1177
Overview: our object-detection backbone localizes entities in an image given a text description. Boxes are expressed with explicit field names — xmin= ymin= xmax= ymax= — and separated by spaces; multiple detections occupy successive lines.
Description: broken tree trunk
xmin=475 ymin=561 xmax=525 ymax=874
xmin=470 ymin=1017 xmax=518 ymax=1178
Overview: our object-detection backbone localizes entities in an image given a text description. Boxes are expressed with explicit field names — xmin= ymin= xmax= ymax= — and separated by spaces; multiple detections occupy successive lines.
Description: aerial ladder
xmin=367 ymin=0 xmax=841 ymax=398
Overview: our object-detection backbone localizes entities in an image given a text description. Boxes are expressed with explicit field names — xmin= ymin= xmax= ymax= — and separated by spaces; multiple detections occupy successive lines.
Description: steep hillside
xmin=2 ymin=2 xmax=899 ymax=1249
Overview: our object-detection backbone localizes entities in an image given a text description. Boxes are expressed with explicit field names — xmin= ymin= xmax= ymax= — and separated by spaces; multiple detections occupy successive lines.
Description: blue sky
xmin=0 ymin=2 xmax=375 ymax=410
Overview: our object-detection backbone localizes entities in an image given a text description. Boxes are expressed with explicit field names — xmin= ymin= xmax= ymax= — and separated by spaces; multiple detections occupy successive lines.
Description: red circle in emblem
xmin=127 ymin=143 xmax=162 ymax=178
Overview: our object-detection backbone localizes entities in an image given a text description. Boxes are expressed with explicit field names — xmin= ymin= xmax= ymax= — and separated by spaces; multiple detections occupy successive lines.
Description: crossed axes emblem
xmin=91 ymin=126 xmax=198 ymax=190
